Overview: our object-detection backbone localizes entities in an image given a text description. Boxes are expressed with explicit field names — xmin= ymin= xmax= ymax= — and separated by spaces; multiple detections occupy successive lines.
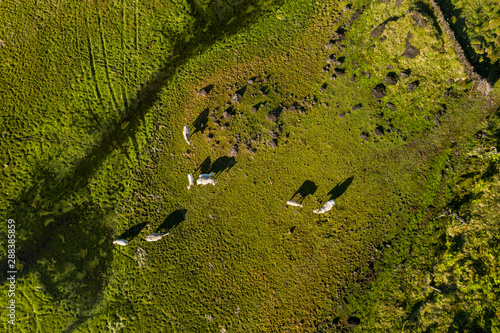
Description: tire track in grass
xmin=98 ymin=11 xmax=119 ymax=112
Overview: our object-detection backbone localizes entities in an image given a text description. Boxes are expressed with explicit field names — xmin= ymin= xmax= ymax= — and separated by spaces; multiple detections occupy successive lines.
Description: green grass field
xmin=1 ymin=0 xmax=499 ymax=332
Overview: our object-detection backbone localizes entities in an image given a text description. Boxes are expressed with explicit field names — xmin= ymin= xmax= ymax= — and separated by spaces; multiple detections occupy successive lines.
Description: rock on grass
xmin=371 ymin=84 xmax=387 ymax=99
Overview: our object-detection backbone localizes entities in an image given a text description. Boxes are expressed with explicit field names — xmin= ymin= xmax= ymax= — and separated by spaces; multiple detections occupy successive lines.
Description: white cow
xmin=113 ymin=239 xmax=129 ymax=246
xmin=187 ymin=174 xmax=194 ymax=190
xmin=183 ymin=126 xmax=191 ymax=145
xmin=286 ymin=200 xmax=303 ymax=208
xmin=197 ymin=172 xmax=215 ymax=186
xmin=145 ymin=232 xmax=170 ymax=242
xmin=313 ymin=200 xmax=335 ymax=214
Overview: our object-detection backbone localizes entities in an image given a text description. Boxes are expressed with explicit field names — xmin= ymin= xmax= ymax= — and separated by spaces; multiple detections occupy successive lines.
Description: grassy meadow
xmin=0 ymin=0 xmax=499 ymax=332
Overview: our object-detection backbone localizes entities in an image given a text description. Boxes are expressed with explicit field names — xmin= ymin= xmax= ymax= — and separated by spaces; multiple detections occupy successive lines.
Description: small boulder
xmin=352 ymin=103 xmax=363 ymax=111
xmin=374 ymin=126 xmax=385 ymax=136
xmin=359 ymin=132 xmax=369 ymax=140
xmin=228 ymin=145 xmax=238 ymax=157
xmin=267 ymin=139 xmax=277 ymax=149
xmin=402 ymin=32 xmax=420 ymax=58
xmin=385 ymin=102 xmax=396 ymax=111
xmin=407 ymin=80 xmax=419 ymax=92
xmin=371 ymin=83 xmax=387 ymax=99
xmin=384 ymin=72 xmax=398 ymax=85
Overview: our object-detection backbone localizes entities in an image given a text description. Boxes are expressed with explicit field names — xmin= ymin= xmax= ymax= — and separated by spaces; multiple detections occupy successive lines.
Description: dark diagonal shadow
xmin=209 ymin=156 xmax=237 ymax=178
xmin=328 ymin=176 xmax=354 ymax=201
xmin=3 ymin=0 xmax=287 ymax=330
xmin=195 ymin=156 xmax=212 ymax=174
xmin=290 ymin=180 xmax=318 ymax=203
xmin=156 ymin=209 xmax=187 ymax=233
xmin=191 ymin=108 xmax=210 ymax=135
xmin=118 ymin=222 xmax=147 ymax=241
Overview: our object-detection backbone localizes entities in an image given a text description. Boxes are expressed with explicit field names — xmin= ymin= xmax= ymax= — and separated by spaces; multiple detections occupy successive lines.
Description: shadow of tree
xmin=328 ymin=176 xmax=354 ymax=201
xmin=3 ymin=0 xmax=285 ymax=329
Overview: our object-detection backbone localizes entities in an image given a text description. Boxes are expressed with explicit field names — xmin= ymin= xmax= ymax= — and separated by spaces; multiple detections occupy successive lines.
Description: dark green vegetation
xmin=0 ymin=0 xmax=499 ymax=332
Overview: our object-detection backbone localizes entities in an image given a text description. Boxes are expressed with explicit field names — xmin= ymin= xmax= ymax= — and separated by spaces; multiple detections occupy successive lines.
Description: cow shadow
xmin=328 ymin=176 xmax=354 ymax=201
xmin=209 ymin=156 xmax=237 ymax=178
xmin=290 ymin=180 xmax=318 ymax=203
xmin=117 ymin=222 xmax=147 ymax=241
xmin=195 ymin=156 xmax=212 ymax=174
xmin=157 ymin=209 xmax=187 ymax=233
xmin=191 ymin=108 xmax=209 ymax=135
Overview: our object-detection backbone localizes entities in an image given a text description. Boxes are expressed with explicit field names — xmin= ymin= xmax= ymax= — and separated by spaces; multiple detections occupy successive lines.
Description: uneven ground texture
xmin=0 ymin=0 xmax=499 ymax=332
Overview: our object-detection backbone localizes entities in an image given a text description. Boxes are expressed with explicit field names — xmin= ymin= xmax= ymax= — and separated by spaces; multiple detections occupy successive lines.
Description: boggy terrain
xmin=0 ymin=0 xmax=499 ymax=332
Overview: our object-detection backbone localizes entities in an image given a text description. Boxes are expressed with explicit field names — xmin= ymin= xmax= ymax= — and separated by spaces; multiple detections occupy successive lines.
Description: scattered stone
xmin=361 ymin=71 xmax=371 ymax=79
xmin=370 ymin=24 xmax=386 ymax=38
xmin=385 ymin=102 xmax=395 ymax=110
xmin=350 ymin=74 xmax=357 ymax=82
xmin=228 ymin=145 xmax=238 ymax=157
xmin=231 ymin=93 xmax=242 ymax=103
xmin=374 ymin=126 xmax=385 ymax=136
xmin=266 ymin=107 xmax=282 ymax=122
xmin=412 ymin=12 xmax=428 ymax=28
xmin=197 ymin=84 xmax=214 ymax=96
xmin=384 ymin=73 xmax=398 ymax=85
xmin=267 ymin=130 xmax=278 ymax=139
xmin=223 ymin=107 xmax=233 ymax=120
xmin=322 ymin=64 xmax=331 ymax=72
xmin=334 ymin=68 xmax=345 ymax=76
xmin=379 ymin=35 xmax=387 ymax=42
xmin=267 ymin=139 xmax=277 ymax=149
xmin=395 ymin=0 xmax=404 ymax=6
xmin=446 ymin=78 xmax=454 ymax=84
xmin=326 ymin=55 xmax=342 ymax=65
xmin=400 ymin=69 xmax=411 ymax=79
xmin=113 ymin=239 xmax=129 ymax=246
xmin=425 ymin=115 xmax=430 ymax=121
xmin=250 ymin=104 xmax=260 ymax=113
xmin=247 ymin=77 xmax=257 ymax=85
xmin=407 ymin=80 xmax=419 ymax=92
xmin=325 ymin=40 xmax=335 ymax=49
xmin=134 ymin=247 xmax=148 ymax=268
xmin=436 ymin=105 xmax=446 ymax=118
xmin=352 ymin=103 xmax=363 ymax=111
xmin=320 ymin=83 xmax=328 ymax=92
xmin=387 ymin=65 xmax=393 ymax=70
xmin=371 ymin=83 xmax=387 ymax=99
xmin=339 ymin=113 xmax=346 ymax=118
xmin=359 ymin=132 xmax=369 ymax=140
xmin=434 ymin=118 xmax=441 ymax=126
xmin=402 ymin=32 xmax=420 ymax=58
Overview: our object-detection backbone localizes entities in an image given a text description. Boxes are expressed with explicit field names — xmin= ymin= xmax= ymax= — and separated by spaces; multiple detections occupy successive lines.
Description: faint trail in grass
xmin=98 ymin=12 xmax=119 ymax=111
xmin=7 ymin=1 xmax=286 ymax=330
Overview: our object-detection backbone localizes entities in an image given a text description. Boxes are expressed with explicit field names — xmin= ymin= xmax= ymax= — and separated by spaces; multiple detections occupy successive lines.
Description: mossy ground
xmin=0 ymin=0 xmax=499 ymax=332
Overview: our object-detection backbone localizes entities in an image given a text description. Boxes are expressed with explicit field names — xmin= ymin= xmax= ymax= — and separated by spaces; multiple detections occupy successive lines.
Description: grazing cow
xmin=113 ymin=239 xmax=129 ymax=246
xmin=197 ymin=172 xmax=215 ymax=185
xmin=145 ymin=232 xmax=170 ymax=242
xmin=313 ymin=200 xmax=335 ymax=214
xmin=187 ymin=174 xmax=194 ymax=190
xmin=183 ymin=126 xmax=191 ymax=145
xmin=286 ymin=200 xmax=303 ymax=208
